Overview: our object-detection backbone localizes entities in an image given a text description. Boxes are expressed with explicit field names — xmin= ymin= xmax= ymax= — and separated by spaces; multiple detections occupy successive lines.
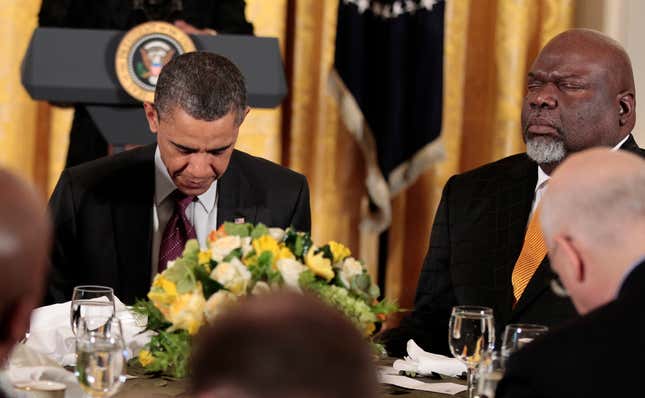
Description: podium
xmin=21 ymin=27 xmax=287 ymax=146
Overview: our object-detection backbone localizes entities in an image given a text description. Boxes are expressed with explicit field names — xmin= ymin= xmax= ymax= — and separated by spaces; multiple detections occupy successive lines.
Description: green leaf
xmin=223 ymin=248 xmax=242 ymax=262
xmin=316 ymin=244 xmax=334 ymax=262
xmin=194 ymin=265 xmax=223 ymax=299
xmin=250 ymin=223 xmax=269 ymax=239
xmin=284 ymin=228 xmax=312 ymax=260
xmin=132 ymin=299 xmax=171 ymax=331
xmin=351 ymin=273 xmax=371 ymax=293
xmin=182 ymin=239 xmax=200 ymax=261
xmin=223 ymin=222 xmax=252 ymax=237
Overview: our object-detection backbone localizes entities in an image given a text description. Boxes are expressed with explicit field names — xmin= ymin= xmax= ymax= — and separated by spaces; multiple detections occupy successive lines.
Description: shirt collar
xmin=534 ymin=135 xmax=630 ymax=192
xmin=154 ymin=146 xmax=218 ymax=212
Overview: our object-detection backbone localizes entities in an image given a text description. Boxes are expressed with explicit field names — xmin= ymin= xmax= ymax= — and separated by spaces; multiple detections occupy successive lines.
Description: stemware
xmin=448 ymin=305 xmax=495 ymax=398
xmin=475 ymin=351 xmax=504 ymax=398
xmin=75 ymin=317 xmax=127 ymax=397
xmin=71 ymin=286 xmax=115 ymax=335
xmin=500 ymin=323 xmax=548 ymax=366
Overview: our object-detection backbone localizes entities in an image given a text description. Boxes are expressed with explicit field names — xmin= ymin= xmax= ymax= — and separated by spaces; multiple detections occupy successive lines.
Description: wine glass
xmin=448 ymin=306 xmax=495 ymax=398
xmin=501 ymin=323 xmax=548 ymax=366
xmin=71 ymin=286 xmax=115 ymax=335
xmin=75 ymin=317 xmax=128 ymax=397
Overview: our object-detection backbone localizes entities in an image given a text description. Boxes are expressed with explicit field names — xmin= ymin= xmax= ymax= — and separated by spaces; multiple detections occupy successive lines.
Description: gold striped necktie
xmin=511 ymin=205 xmax=547 ymax=303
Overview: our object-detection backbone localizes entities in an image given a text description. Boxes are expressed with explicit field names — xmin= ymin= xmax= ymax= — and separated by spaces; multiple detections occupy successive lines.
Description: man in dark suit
xmin=47 ymin=52 xmax=311 ymax=304
xmin=496 ymin=148 xmax=645 ymax=397
xmin=0 ymin=169 xmax=51 ymax=397
xmin=382 ymin=28 xmax=645 ymax=357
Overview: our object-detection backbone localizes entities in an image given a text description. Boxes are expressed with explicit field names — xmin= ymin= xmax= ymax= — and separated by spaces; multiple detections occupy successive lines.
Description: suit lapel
xmin=112 ymin=145 xmax=155 ymax=303
xmin=217 ymin=151 xmax=258 ymax=227
xmin=495 ymin=156 xmax=536 ymax=325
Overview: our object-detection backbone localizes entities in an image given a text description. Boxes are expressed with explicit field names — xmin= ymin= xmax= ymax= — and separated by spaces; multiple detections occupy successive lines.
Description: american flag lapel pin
xmin=234 ymin=217 xmax=245 ymax=224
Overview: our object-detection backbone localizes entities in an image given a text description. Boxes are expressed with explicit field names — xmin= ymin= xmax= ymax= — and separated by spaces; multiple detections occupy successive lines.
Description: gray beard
xmin=526 ymin=136 xmax=566 ymax=164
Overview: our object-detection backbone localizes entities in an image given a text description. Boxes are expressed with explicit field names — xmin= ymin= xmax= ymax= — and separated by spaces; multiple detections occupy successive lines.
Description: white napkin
xmin=5 ymin=344 xmax=84 ymax=398
xmin=392 ymin=340 xmax=467 ymax=377
xmin=25 ymin=297 xmax=152 ymax=366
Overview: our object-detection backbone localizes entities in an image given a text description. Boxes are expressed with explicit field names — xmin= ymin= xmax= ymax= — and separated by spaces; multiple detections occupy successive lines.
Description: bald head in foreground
xmin=382 ymin=28 xmax=644 ymax=358
xmin=0 ymin=170 xmax=50 ymax=364
xmin=190 ymin=292 xmax=378 ymax=398
xmin=497 ymin=149 xmax=645 ymax=398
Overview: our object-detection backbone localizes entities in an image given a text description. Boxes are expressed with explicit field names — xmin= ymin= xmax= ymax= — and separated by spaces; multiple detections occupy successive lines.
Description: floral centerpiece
xmin=133 ymin=222 xmax=397 ymax=378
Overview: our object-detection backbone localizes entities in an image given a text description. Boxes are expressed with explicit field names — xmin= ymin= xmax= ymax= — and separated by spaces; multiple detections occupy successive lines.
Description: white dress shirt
xmin=151 ymin=147 xmax=218 ymax=275
xmin=529 ymin=134 xmax=631 ymax=218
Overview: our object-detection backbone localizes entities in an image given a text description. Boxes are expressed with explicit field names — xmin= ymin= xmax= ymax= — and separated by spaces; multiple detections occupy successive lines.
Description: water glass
xmin=475 ymin=351 xmax=504 ymax=398
xmin=448 ymin=306 xmax=495 ymax=398
xmin=71 ymin=286 xmax=115 ymax=335
xmin=501 ymin=324 xmax=548 ymax=366
xmin=75 ymin=317 xmax=127 ymax=397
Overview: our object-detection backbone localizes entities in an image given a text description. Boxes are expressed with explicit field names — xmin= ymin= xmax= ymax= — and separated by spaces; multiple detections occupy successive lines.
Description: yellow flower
xmin=198 ymin=250 xmax=211 ymax=265
xmin=138 ymin=350 xmax=155 ymax=367
xmin=166 ymin=284 xmax=206 ymax=335
xmin=277 ymin=245 xmax=295 ymax=261
xmin=252 ymin=235 xmax=280 ymax=260
xmin=148 ymin=275 xmax=178 ymax=312
xmin=305 ymin=247 xmax=334 ymax=281
xmin=329 ymin=241 xmax=351 ymax=263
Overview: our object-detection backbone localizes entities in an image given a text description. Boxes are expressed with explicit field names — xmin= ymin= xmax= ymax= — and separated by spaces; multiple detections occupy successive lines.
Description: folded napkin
xmin=25 ymin=297 xmax=152 ymax=366
xmin=392 ymin=340 xmax=467 ymax=377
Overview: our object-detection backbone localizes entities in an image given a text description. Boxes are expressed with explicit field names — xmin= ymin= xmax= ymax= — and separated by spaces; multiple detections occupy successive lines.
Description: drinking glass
xmin=75 ymin=317 xmax=127 ymax=397
xmin=475 ymin=351 xmax=504 ymax=398
xmin=71 ymin=286 xmax=115 ymax=335
xmin=448 ymin=306 xmax=495 ymax=398
xmin=501 ymin=324 xmax=548 ymax=366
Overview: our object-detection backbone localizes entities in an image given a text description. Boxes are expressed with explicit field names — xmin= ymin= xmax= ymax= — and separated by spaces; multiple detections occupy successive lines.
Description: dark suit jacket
xmin=47 ymin=144 xmax=311 ymax=304
xmin=496 ymin=259 xmax=645 ymax=398
xmin=382 ymin=135 xmax=645 ymax=357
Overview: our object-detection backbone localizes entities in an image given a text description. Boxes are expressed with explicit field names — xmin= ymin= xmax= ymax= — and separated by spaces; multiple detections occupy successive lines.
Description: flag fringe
xmin=328 ymin=69 xmax=391 ymax=233
xmin=328 ymin=69 xmax=446 ymax=232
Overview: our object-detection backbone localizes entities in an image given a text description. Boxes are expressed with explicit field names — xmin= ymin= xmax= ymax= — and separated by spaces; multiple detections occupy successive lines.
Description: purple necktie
xmin=158 ymin=191 xmax=197 ymax=272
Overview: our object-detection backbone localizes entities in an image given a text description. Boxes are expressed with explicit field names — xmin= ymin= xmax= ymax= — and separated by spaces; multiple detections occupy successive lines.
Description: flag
xmin=331 ymin=0 xmax=445 ymax=232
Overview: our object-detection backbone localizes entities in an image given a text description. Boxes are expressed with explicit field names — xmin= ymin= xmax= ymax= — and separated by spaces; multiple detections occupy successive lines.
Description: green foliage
xmin=223 ymin=222 xmax=252 ymax=237
xmin=193 ymin=264 xmax=223 ymax=299
xmin=250 ymin=223 xmax=269 ymax=239
xmin=223 ymin=248 xmax=243 ymax=262
xmin=132 ymin=299 xmax=171 ymax=332
xmin=163 ymin=260 xmax=196 ymax=294
xmin=284 ymin=228 xmax=312 ymax=260
xmin=142 ymin=330 xmax=191 ymax=378
xmin=316 ymin=244 xmax=334 ymax=262
xmin=371 ymin=298 xmax=399 ymax=316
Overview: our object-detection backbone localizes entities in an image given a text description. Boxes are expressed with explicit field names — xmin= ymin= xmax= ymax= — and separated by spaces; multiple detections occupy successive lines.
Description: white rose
xmin=241 ymin=236 xmax=253 ymax=256
xmin=210 ymin=257 xmax=251 ymax=295
xmin=339 ymin=257 xmax=364 ymax=288
xmin=276 ymin=258 xmax=306 ymax=291
xmin=268 ymin=227 xmax=285 ymax=242
xmin=203 ymin=290 xmax=237 ymax=323
xmin=210 ymin=235 xmax=242 ymax=262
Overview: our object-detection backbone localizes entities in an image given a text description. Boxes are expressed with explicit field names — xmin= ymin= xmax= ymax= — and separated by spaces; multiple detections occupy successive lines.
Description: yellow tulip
xmin=305 ymin=247 xmax=334 ymax=281
xmin=329 ymin=241 xmax=351 ymax=263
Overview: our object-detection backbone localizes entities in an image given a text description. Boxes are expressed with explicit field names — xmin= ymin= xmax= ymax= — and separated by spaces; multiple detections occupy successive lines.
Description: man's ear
xmin=143 ymin=102 xmax=160 ymax=134
xmin=238 ymin=106 xmax=251 ymax=125
xmin=556 ymin=236 xmax=585 ymax=283
xmin=617 ymin=91 xmax=635 ymax=128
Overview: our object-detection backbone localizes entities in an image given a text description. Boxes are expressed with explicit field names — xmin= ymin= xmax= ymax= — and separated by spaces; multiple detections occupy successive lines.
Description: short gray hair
xmin=154 ymin=51 xmax=247 ymax=124
xmin=541 ymin=165 xmax=645 ymax=245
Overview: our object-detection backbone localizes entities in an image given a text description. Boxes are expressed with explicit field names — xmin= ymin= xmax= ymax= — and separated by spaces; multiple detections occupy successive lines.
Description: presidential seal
xmin=115 ymin=21 xmax=196 ymax=102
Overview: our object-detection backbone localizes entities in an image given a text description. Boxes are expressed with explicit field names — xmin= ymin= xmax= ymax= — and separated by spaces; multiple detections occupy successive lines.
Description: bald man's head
xmin=540 ymin=149 xmax=645 ymax=314
xmin=522 ymin=29 xmax=636 ymax=174
xmin=0 ymin=169 xmax=50 ymax=362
